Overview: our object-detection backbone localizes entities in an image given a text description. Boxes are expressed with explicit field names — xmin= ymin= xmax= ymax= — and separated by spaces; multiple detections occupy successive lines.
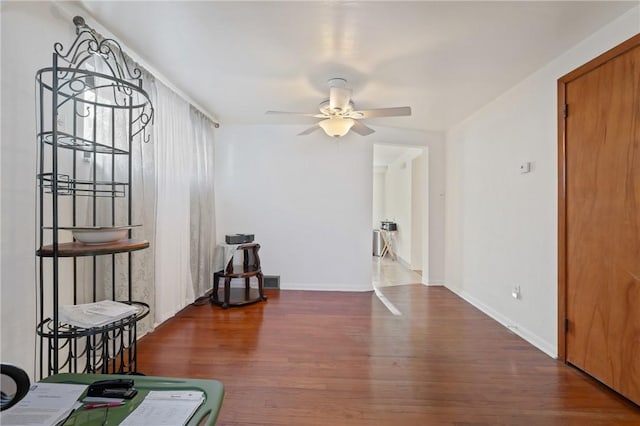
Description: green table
xmin=42 ymin=373 xmax=224 ymax=425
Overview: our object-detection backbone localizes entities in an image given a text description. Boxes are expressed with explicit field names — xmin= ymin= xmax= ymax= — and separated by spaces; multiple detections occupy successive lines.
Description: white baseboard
xmin=445 ymin=285 xmax=557 ymax=359
xmin=397 ymin=256 xmax=411 ymax=270
xmin=423 ymin=280 xmax=444 ymax=286
xmin=280 ymin=282 xmax=374 ymax=292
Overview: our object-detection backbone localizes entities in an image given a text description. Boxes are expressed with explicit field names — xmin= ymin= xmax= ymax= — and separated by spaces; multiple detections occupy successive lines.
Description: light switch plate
xmin=519 ymin=162 xmax=531 ymax=174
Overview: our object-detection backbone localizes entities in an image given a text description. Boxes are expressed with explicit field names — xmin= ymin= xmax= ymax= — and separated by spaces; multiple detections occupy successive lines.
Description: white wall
xmin=215 ymin=125 xmax=371 ymax=290
xmin=425 ymin=140 xmax=446 ymax=285
xmin=0 ymin=1 xmax=76 ymax=377
xmin=384 ymin=150 xmax=424 ymax=267
xmin=411 ymin=153 xmax=426 ymax=270
xmin=373 ymin=146 xmax=428 ymax=274
xmin=384 ymin=155 xmax=412 ymax=264
xmin=371 ymin=166 xmax=386 ymax=230
xmin=444 ymin=7 xmax=640 ymax=357
xmin=215 ymin=125 xmax=444 ymax=290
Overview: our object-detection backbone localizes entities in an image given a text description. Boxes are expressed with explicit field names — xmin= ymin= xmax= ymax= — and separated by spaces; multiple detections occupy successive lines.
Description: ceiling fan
xmin=266 ymin=78 xmax=412 ymax=138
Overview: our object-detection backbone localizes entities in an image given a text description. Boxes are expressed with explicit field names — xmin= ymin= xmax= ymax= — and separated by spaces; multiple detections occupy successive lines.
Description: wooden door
xmin=559 ymin=34 xmax=640 ymax=405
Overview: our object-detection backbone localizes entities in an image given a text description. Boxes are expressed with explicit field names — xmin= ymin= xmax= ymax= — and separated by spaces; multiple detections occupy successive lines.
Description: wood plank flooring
xmin=136 ymin=285 xmax=640 ymax=425
xmin=372 ymin=256 xmax=422 ymax=288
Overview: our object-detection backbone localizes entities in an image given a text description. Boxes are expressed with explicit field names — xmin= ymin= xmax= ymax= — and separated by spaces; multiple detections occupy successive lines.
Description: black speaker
xmin=225 ymin=234 xmax=255 ymax=244
xmin=380 ymin=221 xmax=397 ymax=231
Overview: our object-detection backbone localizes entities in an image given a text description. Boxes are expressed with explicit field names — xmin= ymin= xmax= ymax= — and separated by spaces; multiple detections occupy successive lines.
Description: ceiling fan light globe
xmin=319 ymin=117 xmax=355 ymax=137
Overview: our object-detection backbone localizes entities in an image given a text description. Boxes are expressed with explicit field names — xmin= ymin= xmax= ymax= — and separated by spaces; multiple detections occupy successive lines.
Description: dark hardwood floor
xmin=136 ymin=285 xmax=640 ymax=425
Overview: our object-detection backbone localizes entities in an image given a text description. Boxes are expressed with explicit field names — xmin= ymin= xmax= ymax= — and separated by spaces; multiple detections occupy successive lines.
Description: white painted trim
xmin=281 ymin=282 xmax=374 ymax=292
xmin=446 ymin=285 xmax=557 ymax=359
xmin=423 ymin=280 xmax=444 ymax=286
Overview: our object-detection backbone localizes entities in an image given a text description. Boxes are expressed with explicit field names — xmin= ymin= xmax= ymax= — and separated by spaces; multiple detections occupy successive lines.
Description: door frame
xmin=372 ymin=143 xmax=429 ymax=283
xmin=557 ymin=33 xmax=640 ymax=361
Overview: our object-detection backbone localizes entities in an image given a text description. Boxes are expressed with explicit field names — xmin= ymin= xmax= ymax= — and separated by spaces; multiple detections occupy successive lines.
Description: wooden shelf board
xmin=37 ymin=239 xmax=149 ymax=257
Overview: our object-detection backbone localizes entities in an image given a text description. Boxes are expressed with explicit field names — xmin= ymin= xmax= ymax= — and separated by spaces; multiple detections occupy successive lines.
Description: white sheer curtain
xmin=82 ymin=58 xmax=216 ymax=329
xmin=151 ymin=80 xmax=195 ymax=325
xmin=189 ymin=107 xmax=216 ymax=298
xmin=79 ymin=60 xmax=157 ymax=337
xmin=127 ymin=68 xmax=157 ymax=335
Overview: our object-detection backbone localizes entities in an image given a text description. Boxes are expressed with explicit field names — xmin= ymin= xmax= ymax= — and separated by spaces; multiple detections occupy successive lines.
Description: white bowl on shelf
xmin=72 ymin=228 xmax=128 ymax=245
xmin=53 ymin=225 xmax=140 ymax=245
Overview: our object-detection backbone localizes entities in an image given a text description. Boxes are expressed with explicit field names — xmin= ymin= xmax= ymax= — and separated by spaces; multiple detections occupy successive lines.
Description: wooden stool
xmin=211 ymin=243 xmax=267 ymax=309
xmin=379 ymin=229 xmax=397 ymax=260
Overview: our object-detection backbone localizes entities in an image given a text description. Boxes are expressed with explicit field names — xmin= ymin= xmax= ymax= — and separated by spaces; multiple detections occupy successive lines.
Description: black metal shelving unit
xmin=35 ymin=17 xmax=154 ymax=378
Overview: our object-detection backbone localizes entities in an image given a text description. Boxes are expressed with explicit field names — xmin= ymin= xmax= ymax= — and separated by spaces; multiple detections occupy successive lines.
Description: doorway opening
xmin=372 ymin=144 xmax=428 ymax=289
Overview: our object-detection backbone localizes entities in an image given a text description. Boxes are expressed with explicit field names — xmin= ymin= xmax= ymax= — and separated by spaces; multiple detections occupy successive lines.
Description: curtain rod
xmin=66 ymin=12 xmax=220 ymax=128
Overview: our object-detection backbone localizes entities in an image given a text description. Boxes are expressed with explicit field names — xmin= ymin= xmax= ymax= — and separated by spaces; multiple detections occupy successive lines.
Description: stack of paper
xmin=120 ymin=391 xmax=205 ymax=426
xmin=59 ymin=300 xmax=137 ymax=328
xmin=1 ymin=383 xmax=85 ymax=426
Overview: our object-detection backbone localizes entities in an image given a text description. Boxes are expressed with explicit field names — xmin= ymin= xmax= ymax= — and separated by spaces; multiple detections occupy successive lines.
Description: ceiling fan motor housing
xmin=319 ymin=99 xmax=354 ymax=116
xmin=266 ymin=77 xmax=411 ymax=137
xmin=329 ymin=87 xmax=352 ymax=112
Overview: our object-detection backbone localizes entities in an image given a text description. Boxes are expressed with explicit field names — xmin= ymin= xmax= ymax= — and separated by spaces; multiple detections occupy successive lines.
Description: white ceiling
xmin=79 ymin=1 xmax=637 ymax=133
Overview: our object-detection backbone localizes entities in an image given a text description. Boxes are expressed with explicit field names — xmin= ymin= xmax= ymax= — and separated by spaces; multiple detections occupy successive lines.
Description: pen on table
xmin=84 ymin=402 xmax=125 ymax=409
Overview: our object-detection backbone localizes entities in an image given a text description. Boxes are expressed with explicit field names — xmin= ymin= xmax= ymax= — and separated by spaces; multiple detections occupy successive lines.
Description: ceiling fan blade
xmin=298 ymin=124 xmax=321 ymax=136
xmin=329 ymin=87 xmax=352 ymax=112
xmin=349 ymin=106 xmax=412 ymax=119
xmin=350 ymin=120 xmax=375 ymax=136
xmin=266 ymin=111 xmax=325 ymax=118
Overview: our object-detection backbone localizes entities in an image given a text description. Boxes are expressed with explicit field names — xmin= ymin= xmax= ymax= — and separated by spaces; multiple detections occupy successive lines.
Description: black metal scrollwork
xmin=47 ymin=16 xmax=154 ymax=138
xmin=56 ymin=17 xmax=141 ymax=81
